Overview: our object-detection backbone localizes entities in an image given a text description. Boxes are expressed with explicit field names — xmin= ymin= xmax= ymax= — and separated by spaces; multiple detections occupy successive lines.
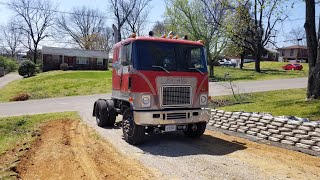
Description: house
xmin=277 ymin=45 xmax=308 ymax=62
xmin=263 ymin=48 xmax=279 ymax=61
xmin=41 ymin=46 xmax=109 ymax=72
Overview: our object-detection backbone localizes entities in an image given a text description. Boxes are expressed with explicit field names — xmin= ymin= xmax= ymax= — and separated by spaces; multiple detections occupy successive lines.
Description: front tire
xmin=122 ymin=108 xmax=145 ymax=145
xmin=184 ymin=122 xmax=207 ymax=138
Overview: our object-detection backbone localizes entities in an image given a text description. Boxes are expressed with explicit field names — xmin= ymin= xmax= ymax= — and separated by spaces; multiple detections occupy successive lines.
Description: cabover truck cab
xmin=93 ymin=34 xmax=210 ymax=145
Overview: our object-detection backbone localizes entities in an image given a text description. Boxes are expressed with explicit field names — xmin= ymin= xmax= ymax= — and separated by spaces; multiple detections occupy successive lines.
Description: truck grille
xmin=162 ymin=86 xmax=192 ymax=107
xmin=167 ymin=113 xmax=187 ymax=120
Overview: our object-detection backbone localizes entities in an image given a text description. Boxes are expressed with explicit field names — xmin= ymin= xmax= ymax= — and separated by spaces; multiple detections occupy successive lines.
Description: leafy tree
xmin=165 ymin=0 xmax=228 ymax=78
xmin=203 ymin=0 xmax=286 ymax=72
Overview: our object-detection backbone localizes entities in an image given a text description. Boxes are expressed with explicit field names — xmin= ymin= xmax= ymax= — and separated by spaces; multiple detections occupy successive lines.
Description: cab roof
xmin=114 ymin=36 xmax=204 ymax=48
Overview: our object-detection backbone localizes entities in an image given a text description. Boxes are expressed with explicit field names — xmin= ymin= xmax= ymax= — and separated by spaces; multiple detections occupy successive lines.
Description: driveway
xmin=0 ymin=77 xmax=317 ymax=179
xmin=0 ymin=73 xmax=22 ymax=89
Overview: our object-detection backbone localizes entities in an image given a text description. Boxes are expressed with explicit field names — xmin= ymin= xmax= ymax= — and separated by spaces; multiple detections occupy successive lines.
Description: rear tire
xmin=95 ymin=100 xmax=116 ymax=127
xmin=95 ymin=100 xmax=108 ymax=127
xmin=105 ymin=100 xmax=116 ymax=126
xmin=122 ymin=108 xmax=145 ymax=145
xmin=184 ymin=122 xmax=207 ymax=138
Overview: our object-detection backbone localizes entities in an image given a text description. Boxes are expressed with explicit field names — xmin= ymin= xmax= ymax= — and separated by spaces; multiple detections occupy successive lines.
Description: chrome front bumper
xmin=133 ymin=109 xmax=211 ymax=125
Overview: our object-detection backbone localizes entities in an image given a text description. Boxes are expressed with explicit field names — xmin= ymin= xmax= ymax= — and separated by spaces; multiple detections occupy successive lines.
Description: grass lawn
xmin=214 ymin=62 xmax=309 ymax=81
xmin=213 ymin=88 xmax=320 ymax=121
xmin=0 ymin=112 xmax=80 ymax=154
xmin=0 ymin=71 xmax=112 ymax=102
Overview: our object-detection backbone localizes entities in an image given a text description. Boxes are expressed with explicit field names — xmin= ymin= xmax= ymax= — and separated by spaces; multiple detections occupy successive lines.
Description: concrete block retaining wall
xmin=209 ymin=109 xmax=320 ymax=153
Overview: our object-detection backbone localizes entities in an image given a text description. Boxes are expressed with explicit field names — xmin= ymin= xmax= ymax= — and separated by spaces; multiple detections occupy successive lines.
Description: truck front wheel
xmin=184 ymin=122 xmax=207 ymax=138
xmin=122 ymin=108 xmax=145 ymax=145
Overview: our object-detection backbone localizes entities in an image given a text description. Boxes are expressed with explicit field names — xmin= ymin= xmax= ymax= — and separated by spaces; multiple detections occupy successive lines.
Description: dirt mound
xmin=16 ymin=119 xmax=153 ymax=179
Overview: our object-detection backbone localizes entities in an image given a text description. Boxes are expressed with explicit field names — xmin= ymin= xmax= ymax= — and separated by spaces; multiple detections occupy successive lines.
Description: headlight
xmin=200 ymin=94 xmax=207 ymax=106
xmin=141 ymin=95 xmax=151 ymax=107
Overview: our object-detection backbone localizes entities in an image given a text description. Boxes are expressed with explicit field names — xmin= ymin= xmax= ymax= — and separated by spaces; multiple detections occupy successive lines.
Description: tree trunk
xmin=209 ymin=64 xmax=214 ymax=78
xmin=305 ymin=0 xmax=320 ymax=99
xmin=240 ymin=53 xmax=244 ymax=69
xmin=117 ymin=28 xmax=122 ymax=42
xmin=255 ymin=56 xmax=261 ymax=72
xmin=33 ymin=49 xmax=38 ymax=64
xmin=255 ymin=45 xmax=262 ymax=72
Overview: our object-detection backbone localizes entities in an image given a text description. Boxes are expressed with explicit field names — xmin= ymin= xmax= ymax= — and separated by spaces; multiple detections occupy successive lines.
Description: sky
xmin=0 ymin=0 xmax=318 ymax=49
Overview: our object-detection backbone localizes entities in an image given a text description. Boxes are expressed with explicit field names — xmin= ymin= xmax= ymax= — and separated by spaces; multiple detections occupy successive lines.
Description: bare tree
xmin=124 ymin=0 xmax=151 ymax=36
xmin=304 ymin=0 xmax=320 ymax=99
xmin=56 ymin=7 xmax=110 ymax=50
xmin=1 ymin=19 xmax=23 ymax=57
xmin=9 ymin=0 xmax=56 ymax=63
xmin=109 ymin=0 xmax=137 ymax=42
xmin=152 ymin=21 xmax=167 ymax=36
xmin=91 ymin=27 xmax=114 ymax=53
xmin=286 ymin=27 xmax=306 ymax=46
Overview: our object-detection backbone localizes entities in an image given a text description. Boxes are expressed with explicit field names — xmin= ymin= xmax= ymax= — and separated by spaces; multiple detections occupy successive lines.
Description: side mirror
xmin=113 ymin=61 xmax=121 ymax=69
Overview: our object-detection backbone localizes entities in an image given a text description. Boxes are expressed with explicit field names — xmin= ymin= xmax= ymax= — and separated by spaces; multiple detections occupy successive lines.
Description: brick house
xmin=277 ymin=45 xmax=308 ymax=62
xmin=41 ymin=46 xmax=109 ymax=72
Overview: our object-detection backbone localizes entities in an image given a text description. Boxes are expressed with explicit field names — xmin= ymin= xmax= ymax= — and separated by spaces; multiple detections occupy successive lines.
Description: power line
xmin=0 ymin=1 xmax=114 ymax=20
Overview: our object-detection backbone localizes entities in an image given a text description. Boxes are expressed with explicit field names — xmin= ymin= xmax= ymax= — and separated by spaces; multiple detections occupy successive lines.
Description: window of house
xmin=97 ymin=58 xmax=103 ymax=65
xmin=76 ymin=57 xmax=89 ymax=64
xmin=290 ymin=49 xmax=294 ymax=56
xmin=282 ymin=50 xmax=285 ymax=57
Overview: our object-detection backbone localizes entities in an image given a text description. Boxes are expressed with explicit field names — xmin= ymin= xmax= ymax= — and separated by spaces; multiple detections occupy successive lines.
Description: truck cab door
xmin=119 ymin=43 xmax=132 ymax=97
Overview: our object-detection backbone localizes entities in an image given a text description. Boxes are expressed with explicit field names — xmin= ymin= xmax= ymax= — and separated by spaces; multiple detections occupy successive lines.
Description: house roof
xmin=42 ymin=46 xmax=109 ymax=59
xmin=265 ymin=48 xmax=279 ymax=53
xmin=278 ymin=45 xmax=308 ymax=50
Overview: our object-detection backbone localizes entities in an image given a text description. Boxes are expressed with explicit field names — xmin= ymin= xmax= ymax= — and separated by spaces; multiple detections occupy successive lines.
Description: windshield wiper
xmin=188 ymin=68 xmax=204 ymax=75
xmin=152 ymin=65 xmax=170 ymax=74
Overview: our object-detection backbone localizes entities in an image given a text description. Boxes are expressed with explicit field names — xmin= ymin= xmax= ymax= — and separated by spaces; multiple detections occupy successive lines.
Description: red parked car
xmin=282 ymin=64 xmax=303 ymax=70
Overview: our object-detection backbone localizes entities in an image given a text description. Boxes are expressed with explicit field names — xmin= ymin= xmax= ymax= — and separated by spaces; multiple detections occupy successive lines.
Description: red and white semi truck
xmin=93 ymin=32 xmax=210 ymax=144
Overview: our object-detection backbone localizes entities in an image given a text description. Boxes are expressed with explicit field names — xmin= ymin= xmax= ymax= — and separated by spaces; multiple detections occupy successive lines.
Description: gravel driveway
xmin=1 ymin=77 xmax=318 ymax=179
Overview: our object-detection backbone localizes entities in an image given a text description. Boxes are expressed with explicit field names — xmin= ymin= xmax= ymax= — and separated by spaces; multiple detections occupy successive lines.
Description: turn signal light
xmin=161 ymin=34 xmax=167 ymax=38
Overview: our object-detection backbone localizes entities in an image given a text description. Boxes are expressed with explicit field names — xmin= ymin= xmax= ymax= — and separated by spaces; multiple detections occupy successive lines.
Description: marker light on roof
xmin=198 ymin=40 xmax=204 ymax=44
xmin=169 ymin=34 xmax=173 ymax=39
xmin=161 ymin=34 xmax=167 ymax=38
xmin=131 ymin=33 xmax=136 ymax=38
xmin=173 ymin=35 xmax=179 ymax=39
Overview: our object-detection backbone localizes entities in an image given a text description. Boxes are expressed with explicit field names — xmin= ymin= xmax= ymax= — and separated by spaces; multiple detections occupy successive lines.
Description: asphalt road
xmin=0 ymin=77 xmax=308 ymax=117
xmin=209 ymin=77 xmax=307 ymax=96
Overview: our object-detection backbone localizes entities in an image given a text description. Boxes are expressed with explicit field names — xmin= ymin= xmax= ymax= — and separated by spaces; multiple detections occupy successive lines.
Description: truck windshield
xmin=132 ymin=41 xmax=207 ymax=73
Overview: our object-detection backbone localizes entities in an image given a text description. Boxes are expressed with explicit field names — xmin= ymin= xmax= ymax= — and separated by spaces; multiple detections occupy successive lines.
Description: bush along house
xmin=41 ymin=46 xmax=109 ymax=71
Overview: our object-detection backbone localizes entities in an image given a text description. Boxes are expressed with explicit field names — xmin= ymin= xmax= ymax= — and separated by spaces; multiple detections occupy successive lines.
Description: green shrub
xmin=0 ymin=56 xmax=17 ymax=73
xmin=60 ymin=63 xmax=68 ymax=71
xmin=6 ymin=59 xmax=17 ymax=72
xmin=35 ymin=64 xmax=42 ymax=73
xmin=18 ymin=60 xmax=36 ymax=77
xmin=0 ymin=56 xmax=6 ymax=68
